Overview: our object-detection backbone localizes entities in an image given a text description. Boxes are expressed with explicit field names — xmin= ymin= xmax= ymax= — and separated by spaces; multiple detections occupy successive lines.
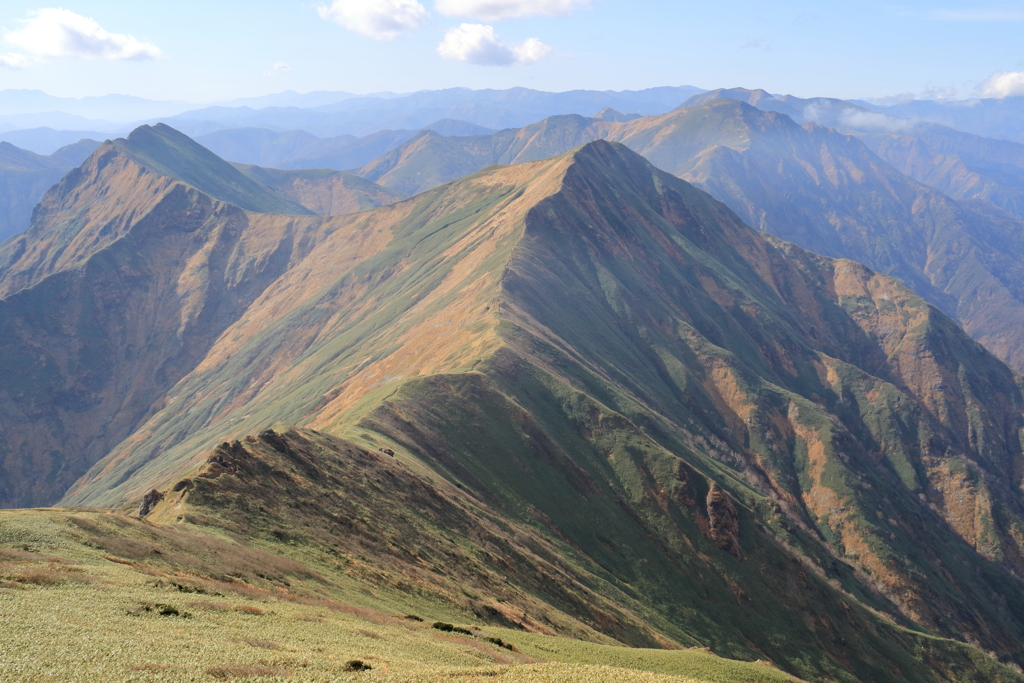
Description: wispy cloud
xmin=929 ymin=8 xmax=1024 ymax=21
xmin=741 ymin=37 xmax=770 ymax=50
xmin=263 ymin=61 xmax=292 ymax=78
xmin=4 ymin=8 xmax=162 ymax=61
xmin=839 ymin=108 xmax=919 ymax=133
xmin=437 ymin=23 xmax=550 ymax=65
xmin=318 ymin=0 xmax=428 ymax=40
xmin=0 ymin=53 xmax=30 ymax=69
xmin=435 ymin=0 xmax=591 ymax=21
xmin=979 ymin=71 xmax=1024 ymax=98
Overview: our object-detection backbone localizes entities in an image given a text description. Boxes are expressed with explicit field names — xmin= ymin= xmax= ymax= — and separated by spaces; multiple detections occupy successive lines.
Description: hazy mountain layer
xmin=682 ymin=88 xmax=1024 ymax=223
xmin=33 ymin=135 xmax=1024 ymax=679
xmin=0 ymin=128 xmax=106 ymax=156
xmin=196 ymin=122 xmax=498 ymax=173
xmin=165 ymin=86 xmax=704 ymax=138
xmin=233 ymin=163 xmax=405 ymax=215
xmin=870 ymin=96 xmax=1024 ymax=144
xmin=0 ymin=139 xmax=100 ymax=242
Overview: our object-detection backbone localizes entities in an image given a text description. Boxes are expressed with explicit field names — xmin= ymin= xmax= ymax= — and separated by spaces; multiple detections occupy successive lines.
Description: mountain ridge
xmin=351 ymin=98 xmax=1024 ymax=374
xmin=46 ymin=137 xmax=1024 ymax=678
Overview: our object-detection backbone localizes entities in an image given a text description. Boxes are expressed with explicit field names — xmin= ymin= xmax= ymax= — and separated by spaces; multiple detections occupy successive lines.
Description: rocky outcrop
xmin=706 ymin=483 xmax=741 ymax=558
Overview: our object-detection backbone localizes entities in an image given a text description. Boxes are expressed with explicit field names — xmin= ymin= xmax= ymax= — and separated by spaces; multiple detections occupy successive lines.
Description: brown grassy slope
xmin=62 ymin=153 xmax=572 ymax=505
xmin=0 ymin=501 xmax=807 ymax=683
xmin=362 ymin=141 xmax=1024 ymax=667
xmin=0 ymin=139 xmax=344 ymax=508
xmin=63 ymin=142 xmax=1024 ymax=679
xmin=140 ymin=425 xmax=1020 ymax=683
xmin=355 ymin=100 xmax=1024 ymax=372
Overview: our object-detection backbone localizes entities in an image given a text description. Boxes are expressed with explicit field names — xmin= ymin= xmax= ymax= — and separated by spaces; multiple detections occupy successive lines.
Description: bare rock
xmin=707 ymin=482 xmax=741 ymax=558
xmin=138 ymin=488 xmax=164 ymax=517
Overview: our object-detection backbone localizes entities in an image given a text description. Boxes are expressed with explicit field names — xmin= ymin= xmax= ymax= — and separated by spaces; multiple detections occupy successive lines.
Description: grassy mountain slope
xmin=856 ymin=128 xmax=1024 ymax=221
xmin=0 ymin=492 xmax=803 ymax=683
xmin=233 ymin=163 xmax=405 ymax=215
xmin=111 ymin=124 xmax=312 ymax=215
xmin=0 ymin=129 xmax=345 ymax=508
xmin=62 ymin=141 xmax=1024 ymax=681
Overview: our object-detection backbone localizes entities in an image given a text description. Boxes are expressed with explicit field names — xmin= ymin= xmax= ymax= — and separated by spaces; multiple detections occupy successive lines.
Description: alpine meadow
xmin=3 ymin=3 xmax=1024 ymax=682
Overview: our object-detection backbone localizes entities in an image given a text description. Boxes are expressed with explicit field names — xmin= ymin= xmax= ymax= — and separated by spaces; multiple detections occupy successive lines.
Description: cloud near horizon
xmin=4 ymin=8 xmax=163 ymax=61
xmin=318 ymin=0 xmax=429 ymax=40
xmin=437 ymin=23 xmax=550 ymax=65
xmin=839 ymin=108 xmax=919 ymax=133
xmin=0 ymin=53 xmax=30 ymax=69
xmin=435 ymin=0 xmax=591 ymax=21
xmin=263 ymin=61 xmax=292 ymax=78
xmin=979 ymin=71 xmax=1024 ymax=98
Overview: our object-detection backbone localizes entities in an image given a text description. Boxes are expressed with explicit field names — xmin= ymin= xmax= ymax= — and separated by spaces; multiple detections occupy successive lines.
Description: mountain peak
xmin=677 ymin=87 xmax=774 ymax=109
xmin=594 ymin=107 xmax=642 ymax=122
xmin=111 ymin=124 xmax=313 ymax=215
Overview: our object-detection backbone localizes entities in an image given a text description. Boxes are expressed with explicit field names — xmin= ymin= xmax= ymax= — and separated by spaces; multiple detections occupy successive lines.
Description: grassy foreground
xmin=0 ymin=509 xmax=797 ymax=683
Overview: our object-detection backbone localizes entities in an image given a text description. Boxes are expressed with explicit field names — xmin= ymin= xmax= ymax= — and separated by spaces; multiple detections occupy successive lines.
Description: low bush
xmin=126 ymin=602 xmax=192 ymax=618
xmin=343 ymin=660 xmax=372 ymax=672
xmin=432 ymin=622 xmax=454 ymax=632
xmin=486 ymin=637 xmax=515 ymax=651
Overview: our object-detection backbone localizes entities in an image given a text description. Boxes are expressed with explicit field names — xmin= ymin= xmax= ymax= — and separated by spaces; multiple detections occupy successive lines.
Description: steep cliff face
xmin=0 ymin=127 xmax=333 ymax=507
xmin=61 ymin=141 xmax=1024 ymax=679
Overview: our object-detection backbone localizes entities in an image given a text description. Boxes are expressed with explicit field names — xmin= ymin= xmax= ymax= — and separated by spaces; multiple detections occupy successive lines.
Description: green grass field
xmin=0 ymin=509 xmax=797 ymax=683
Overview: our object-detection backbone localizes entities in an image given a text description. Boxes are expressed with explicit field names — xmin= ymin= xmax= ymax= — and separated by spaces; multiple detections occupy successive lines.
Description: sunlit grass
xmin=0 ymin=508 xmax=797 ymax=682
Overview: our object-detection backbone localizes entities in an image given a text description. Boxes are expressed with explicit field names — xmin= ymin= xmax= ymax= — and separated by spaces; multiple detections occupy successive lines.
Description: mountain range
xmin=340 ymin=97 xmax=1024 ymax=377
xmin=676 ymin=88 xmax=1024 ymax=224
xmin=8 ymin=78 xmax=1024 ymax=682
xmin=3 ymin=121 xmax=1024 ymax=681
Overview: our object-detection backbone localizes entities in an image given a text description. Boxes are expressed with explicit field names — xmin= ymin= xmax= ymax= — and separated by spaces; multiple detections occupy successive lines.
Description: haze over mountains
xmin=7 ymin=85 xmax=1024 ymax=682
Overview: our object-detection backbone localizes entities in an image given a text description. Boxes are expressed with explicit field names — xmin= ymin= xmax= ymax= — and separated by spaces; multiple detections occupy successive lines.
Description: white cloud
xmin=979 ymin=71 xmax=1024 ymax=99
xmin=437 ymin=23 xmax=550 ymax=65
xmin=0 ymin=53 xmax=30 ymax=69
xmin=4 ymin=8 xmax=162 ymax=61
xmin=435 ymin=0 xmax=591 ymax=21
xmin=838 ymin=109 xmax=919 ymax=133
xmin=318 ymin=0 xmax=428 ymax=40
xmin=263 ymin=61 xmax=292 ymax=77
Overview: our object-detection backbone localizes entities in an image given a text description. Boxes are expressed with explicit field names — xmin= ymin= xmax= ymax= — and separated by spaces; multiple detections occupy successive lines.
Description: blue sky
xmin=0 ymin=1 xmax=1021 ymax=102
